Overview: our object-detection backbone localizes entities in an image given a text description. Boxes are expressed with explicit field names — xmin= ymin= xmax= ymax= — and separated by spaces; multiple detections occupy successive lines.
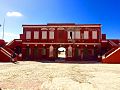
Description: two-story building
xmin=19 ymin=23 xmax=102 ymax=61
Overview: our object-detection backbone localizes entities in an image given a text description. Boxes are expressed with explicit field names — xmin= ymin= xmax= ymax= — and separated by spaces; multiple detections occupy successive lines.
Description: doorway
xmin=57 ymin=47 xmax=66 ymax=59
xmin=15 ymin=46 xmax=22 ymax=54
xmin=34 ymin=46 xmax=39 ymax=59
xmin=26 ymin=46 xmax=31 ymax=60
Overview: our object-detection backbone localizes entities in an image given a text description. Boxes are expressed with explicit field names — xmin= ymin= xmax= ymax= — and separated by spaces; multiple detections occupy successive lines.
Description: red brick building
xmin=20 ymin=23 xmax=102 ymax=61
xmin=0 ymin=23 xmax=120 ymax=63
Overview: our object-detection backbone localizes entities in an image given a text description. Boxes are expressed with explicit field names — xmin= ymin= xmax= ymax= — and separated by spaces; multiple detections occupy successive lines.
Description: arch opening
xmin=57 ymin=47 xmax=66 ymax=59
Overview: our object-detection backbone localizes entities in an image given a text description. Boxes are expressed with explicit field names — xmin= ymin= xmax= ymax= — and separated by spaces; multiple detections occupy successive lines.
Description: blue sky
xmin=0 ymin=0 xmax=120 ymax=42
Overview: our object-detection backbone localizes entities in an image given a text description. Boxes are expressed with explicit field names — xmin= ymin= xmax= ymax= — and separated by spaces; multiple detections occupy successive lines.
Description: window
xmin=68 ymin=31 xmax=74 ymax=39
xmin=75 ymin=31 xmax=80 ymax=39
xmin=49 ymin=31 xmax=54 ymax=39
xmin=92 ymin=31 xmax=97 ymax=39
xmin=42 ymin=31 xmax=47 ymax=39
xmin=34 ymin=31 xmax=39 ymax=39
xmin=68 ymin=31 xmax=71 ymax=39
xmin=84 ymin=31 xmax=89 ymax=39
xmin=26 ymin=31 xmax=31 ymax=39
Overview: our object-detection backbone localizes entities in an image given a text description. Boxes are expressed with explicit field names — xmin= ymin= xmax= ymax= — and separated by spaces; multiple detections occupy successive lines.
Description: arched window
xmin=49 ymin=31 xmax=54 ymax=39
xmin=68 ymin=45 xmax=72 ymax=57
xmin=49 ymin=45 xmax=54 ymax=57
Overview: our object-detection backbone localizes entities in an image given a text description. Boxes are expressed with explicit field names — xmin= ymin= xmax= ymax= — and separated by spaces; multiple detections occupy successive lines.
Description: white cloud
xmin=0 ymin=32 xmax=19 ymax=42
xmin=6 ymin=11 xmax=23 ymax=17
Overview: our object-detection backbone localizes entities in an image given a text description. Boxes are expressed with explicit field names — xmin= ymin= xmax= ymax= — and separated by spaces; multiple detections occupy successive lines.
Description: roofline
xmin=22 ymin=23 xmax=101 ymax=28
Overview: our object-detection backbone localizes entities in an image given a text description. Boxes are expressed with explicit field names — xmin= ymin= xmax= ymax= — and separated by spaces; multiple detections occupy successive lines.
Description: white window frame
xmin=75 ymin=31 xmax=80 ymax=39
xmin=49 ymin=31 xmax=54 ymax=39
xmin=26 ymin=31 xmax=31 ymax=39
xmin=68 ymin=31 xmax=71 ymax=39
xmin=42 ymin=31 xmax=47 ymax=39
xmin=34 ymin=31 xmax=39 ymax=39
xmin=68 ymin=31 xmax=74 ymax=39
xmin=92 ymin=31 xmax=97 ymax=39
xmin=84 ymin=31 xmax=89 ymax=39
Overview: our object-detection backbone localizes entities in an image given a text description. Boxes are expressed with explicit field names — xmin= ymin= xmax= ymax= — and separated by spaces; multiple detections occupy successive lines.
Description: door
xmin=83 ymin=47 xmax=88 ymax=60
xmin=34 ymin=46 xmax=39 ymax=59
xmin=26 ymin=46 xmax=31 ymax=60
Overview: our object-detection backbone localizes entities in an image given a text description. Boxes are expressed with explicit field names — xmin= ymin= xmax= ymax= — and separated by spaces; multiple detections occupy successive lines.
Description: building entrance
xmin=57 ymin=47 xmax=66 ymax=59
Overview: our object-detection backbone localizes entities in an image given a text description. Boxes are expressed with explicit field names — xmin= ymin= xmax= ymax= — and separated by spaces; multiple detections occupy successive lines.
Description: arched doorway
xmin=57 ymin=47 xmax=66 ymax=59
xmin=49 ymin=45 xmax=54 ymax=58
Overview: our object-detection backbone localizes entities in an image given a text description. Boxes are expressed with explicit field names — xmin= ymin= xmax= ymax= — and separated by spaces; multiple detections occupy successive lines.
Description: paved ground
xmin=0 ymin=61 xmax=120 ymax=90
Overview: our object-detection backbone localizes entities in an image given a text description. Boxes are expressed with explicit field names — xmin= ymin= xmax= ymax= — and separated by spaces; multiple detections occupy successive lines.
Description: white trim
xmin=6 ymin=40 xmax=14 ymax=46
xmin=41 ymin=28 xmax=48 ymax=30
xmin=101 ymin=40 xmax=108 ymax=42
xmin=1 ymin=47 xmax=11 ymax=56
xmin=0 ymin=49 xmax=11 ymax=58
xmin=15 ymin=40 xmax=22 ymax=42
xmin=106 ymin=47 xmax=120 ymax=58
xmin=22 ymin=42 xmax=101 ymax=45
xmin=49 ymin=28 xmax=55 ymax=30
xmin=57 ymin=27 xmax=65 ymax=30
